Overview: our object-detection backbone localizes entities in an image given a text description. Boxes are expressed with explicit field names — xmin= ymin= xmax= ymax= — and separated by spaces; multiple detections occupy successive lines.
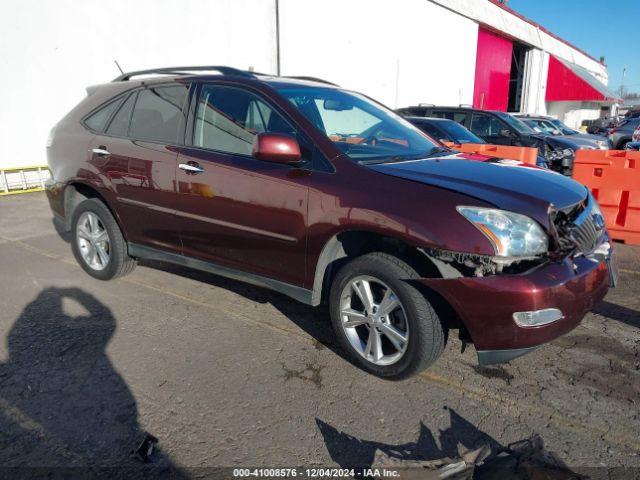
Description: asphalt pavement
xmin=0 ymin=192 xmax=638 ymax=477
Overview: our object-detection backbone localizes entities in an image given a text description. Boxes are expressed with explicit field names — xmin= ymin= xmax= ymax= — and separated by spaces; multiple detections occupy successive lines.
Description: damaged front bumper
xmin=419 ymin=243 xmax=614 ymax=366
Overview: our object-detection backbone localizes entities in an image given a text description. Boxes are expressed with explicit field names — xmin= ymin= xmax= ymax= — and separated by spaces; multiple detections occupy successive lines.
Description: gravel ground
xmin=0 ymin=192 xmax=638 ymax=477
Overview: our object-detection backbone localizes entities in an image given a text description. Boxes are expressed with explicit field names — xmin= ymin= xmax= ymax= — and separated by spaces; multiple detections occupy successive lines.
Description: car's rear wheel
xmin=71 ymin=198 xmax=136 ymax=280
xmin=329 ymin=252 xmax=445 ymax=380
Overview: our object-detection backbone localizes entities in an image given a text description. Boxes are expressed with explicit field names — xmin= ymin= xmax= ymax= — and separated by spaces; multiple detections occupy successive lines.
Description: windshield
xmin=277 ymin=86 xmax=441 ymax=163
xmin=494 ymin=112 xmax=536 ymax=134
xmin=549 ymin=119 xmax=577 ymax=135
xmin=438 ymin=120 xmax=484 ymax=144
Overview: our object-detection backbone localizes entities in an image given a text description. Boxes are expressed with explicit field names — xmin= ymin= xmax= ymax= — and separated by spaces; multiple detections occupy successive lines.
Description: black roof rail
xmin=284 ymin=76 xmax=339 ymax=86
xmin=112 ymin=66 xmax=254 ymax=82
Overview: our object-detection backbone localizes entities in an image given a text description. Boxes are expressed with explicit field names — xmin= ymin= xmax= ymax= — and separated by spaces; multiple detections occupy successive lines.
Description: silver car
xmin=608 ymin=118 xmax=640 ymax=150
xmin=516 ymin=115 xmax=611 ymax=150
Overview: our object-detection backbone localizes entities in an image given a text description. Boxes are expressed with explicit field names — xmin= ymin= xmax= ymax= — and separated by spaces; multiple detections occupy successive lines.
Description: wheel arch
xmin=63 ymin=182 xmax=126 ymax=239
xmin=313 ymin=230 xmax=465 ymax=343
xmin=311 ymin=229 xmax=442 ymax=304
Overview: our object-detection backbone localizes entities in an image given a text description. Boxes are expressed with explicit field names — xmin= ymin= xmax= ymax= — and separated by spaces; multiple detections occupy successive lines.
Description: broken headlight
xmin=457 ymin=207 xmax=548 ymax=257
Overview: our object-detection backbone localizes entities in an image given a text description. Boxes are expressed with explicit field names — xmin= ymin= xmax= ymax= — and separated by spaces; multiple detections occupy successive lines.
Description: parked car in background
xmin=515 ymin=114 xmax=611 ymax=150
xmin=607 ymin=118 xmax=640 ymax=149
xmin=405 ymin=117 xmax=485 ymax=145
xmin=46 ymin=66 xmax=615 ymax=379
xmin=586 ymin=116 xmax=619 ymax=135
xmin=397 ymin=105 xmax=585 ymax=174
xmin=628 ymin=124 xmax=640 ymax=151
xmin=406 ymin=116 xmax=548 ymax=167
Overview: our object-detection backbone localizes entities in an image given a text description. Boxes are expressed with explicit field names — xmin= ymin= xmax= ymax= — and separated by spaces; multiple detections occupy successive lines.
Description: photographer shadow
xmin=0 ymin=287 xmax=186 ymax=477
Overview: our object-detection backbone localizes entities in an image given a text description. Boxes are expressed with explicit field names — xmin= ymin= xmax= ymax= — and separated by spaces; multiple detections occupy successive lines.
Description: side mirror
xmin=552 ymin=129 xmax=562 ymax=135
xmin=252 ymin=133 xmax=302 ymax=165
xmin=499 ymin=128 xmax=512 ymax=138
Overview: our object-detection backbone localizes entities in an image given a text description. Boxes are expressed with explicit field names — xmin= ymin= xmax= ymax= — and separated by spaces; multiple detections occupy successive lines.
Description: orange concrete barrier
xmin=572 ymin=149 xmax=640 ymax=245
xmin=443 ymin=142 xmax=538 ymax=165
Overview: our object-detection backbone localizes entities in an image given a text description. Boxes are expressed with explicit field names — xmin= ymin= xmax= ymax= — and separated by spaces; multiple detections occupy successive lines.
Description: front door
xmin=175 ymin=83 xmax=310 ymax=287
xmin=469 ymin=112 xmax=513 ymax=145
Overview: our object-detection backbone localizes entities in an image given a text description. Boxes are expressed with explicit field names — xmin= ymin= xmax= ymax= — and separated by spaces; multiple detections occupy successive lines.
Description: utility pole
xmin=620 ymin=65 xmax=627 ymax=99
xmin=275 ymin=0 xmax=281 ymax=76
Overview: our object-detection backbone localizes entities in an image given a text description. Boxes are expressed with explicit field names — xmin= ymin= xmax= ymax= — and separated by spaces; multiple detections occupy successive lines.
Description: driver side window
xmin=470 ymin=113 xmax=506 ymax=138
xmin=193 ymin=85 xmax=296 ymax=156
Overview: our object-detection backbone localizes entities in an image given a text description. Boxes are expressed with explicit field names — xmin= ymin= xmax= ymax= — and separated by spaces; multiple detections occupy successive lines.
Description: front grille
xmin=553 ymin=195 xmax=605 ymax=255
xmin=569 ymin=204 xmax=601 ymax=254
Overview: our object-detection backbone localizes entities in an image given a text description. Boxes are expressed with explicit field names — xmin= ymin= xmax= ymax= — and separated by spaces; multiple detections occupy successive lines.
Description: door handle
xmin=179 ymin=162 xmax=204 ymax=174
xmin=91 ymin=147 xmax=111 ymax=156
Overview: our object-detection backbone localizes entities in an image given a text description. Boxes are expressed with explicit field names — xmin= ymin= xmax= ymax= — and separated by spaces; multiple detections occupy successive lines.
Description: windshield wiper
xmin=425 ymin=146 xmax=452 ymax=157
xmin=359 ymin=147 xmax=453 ymax=165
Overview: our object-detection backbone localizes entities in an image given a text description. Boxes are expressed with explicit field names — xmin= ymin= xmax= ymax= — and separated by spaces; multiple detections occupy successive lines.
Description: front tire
xmin=71 ymin=198 xmax=136 ymax=280
xmin=329 ymin=252 xmax=445 ymax=380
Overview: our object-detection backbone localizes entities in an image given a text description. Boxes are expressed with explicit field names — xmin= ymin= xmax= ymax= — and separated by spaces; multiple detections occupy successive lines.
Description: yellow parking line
xmin=5 ymin=237 xmax=640 ymax=454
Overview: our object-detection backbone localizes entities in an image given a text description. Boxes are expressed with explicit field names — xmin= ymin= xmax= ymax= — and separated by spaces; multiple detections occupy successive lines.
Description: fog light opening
xmin=513 ymin=308 xmax=563 ymax=327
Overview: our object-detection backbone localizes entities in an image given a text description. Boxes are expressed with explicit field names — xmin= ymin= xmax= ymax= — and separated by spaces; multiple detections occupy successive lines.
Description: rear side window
xmin=84 ymin=97 xmax=123 ymax=132
xmin=129 ymin=85 xmax=188 ymax=143
xmin=432 ymin=110 xmax=468 ymax=125
xmin=106 ymin=93 xmax=136 ymax=137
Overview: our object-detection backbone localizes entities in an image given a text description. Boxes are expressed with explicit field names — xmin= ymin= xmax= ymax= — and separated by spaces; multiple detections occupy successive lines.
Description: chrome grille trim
xmin=568 ymin=198 xmax=602 ymax=254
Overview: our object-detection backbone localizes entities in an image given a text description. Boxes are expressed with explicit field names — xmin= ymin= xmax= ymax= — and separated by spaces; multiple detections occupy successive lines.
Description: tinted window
xmin=129 ymin=85 xmax=188 ymax=142
xmin=415 ymin=123 xmax=446 ymax=142
xmin=494 ymin=112 xmax=535 ymax=134
xmin=193 ymin=85 xmax=295 ymax=155
xmin=432 ymin=110 xmax=468 ymax=125
xmin=85 ymin=97 xmax=123 ymax=132
xmin=470 ymin=113 xmax=507 ymax=138
xmin=437 ymin=120 xmax=484 ymax=144
xmin=106 ymin=93 xmax=136 ymax=137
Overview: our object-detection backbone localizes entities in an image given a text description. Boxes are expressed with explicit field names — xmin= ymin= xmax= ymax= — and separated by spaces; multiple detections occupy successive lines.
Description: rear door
xmin=88 ymin=83 xmax=189 ymax=253
xmin=174 ymin=83 xmax=310 ymax=286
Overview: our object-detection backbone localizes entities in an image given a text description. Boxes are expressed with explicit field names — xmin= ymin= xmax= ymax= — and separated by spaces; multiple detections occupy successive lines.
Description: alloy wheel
xmin=339 ymin=275 xmax=409 ymax=366
xmin=76 ymin=211 xmax=111 ymax=271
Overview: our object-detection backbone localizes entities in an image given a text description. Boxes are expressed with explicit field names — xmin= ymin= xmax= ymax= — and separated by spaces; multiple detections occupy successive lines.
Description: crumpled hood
xmin=368 ymin=153 xmax=588 ymax=227
xmin=531 ymin=132 xmax=608 ymax=150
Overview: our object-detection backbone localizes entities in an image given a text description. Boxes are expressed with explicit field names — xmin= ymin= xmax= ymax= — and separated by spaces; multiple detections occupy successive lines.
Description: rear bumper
xmin=420 ymin=251 xmax=611 ymax=362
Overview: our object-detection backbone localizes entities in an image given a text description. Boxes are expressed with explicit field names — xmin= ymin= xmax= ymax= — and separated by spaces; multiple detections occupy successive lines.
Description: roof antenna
xmin=114 ymin=60 xmax=124 ymax=75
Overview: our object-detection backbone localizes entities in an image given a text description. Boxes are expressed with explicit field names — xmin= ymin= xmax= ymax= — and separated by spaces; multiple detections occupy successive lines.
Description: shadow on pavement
xmin=317 ymin=408 xmax=586 ymax=479
xmin=0 ymin=287 xmax=186 ymax=478
xmin=592 ymin=300 xmax=640 ymax=328
xmin=316 ymin=407 xmax=501 ymax=469
xmin=138 ymin=259 xmax=357 ymax=362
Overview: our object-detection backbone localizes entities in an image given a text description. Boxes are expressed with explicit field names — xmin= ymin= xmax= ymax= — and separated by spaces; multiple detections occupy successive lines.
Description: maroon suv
xmin=46 ymin=66 xmax=617 ymax=379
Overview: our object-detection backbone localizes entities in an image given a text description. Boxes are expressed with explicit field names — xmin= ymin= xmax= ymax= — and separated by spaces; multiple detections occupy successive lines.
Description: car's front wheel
xmin=329 ymin=252 xmax=445 ymax=380
xmin=71 ymin=198 xmax=136 ymax=280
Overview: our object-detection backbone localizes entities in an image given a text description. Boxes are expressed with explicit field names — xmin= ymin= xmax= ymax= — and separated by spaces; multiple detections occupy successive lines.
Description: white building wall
xmin=0 ymin=0 xmax=277 ymax=169
xmin=279 ymin=0 xmax=478 ymax=109
xmin=546 ymin=102 xmax=602 ymax=129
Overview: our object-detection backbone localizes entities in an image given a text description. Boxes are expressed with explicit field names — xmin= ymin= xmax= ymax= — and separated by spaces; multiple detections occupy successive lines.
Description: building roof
xmin=487 ymin=0 xmax=602 ymax=65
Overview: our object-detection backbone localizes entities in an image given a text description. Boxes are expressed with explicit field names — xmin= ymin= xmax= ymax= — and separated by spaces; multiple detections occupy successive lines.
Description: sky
xmin=508 ymin=0 xmax=640 ymax=95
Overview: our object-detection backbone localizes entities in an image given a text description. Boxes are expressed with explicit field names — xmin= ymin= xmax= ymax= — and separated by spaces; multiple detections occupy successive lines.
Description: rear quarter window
xmin=83 ymin=97 xmax=123 ymax=132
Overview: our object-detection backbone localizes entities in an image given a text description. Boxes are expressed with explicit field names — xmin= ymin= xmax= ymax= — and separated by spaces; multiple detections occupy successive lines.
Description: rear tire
xmin=71 ymin=198 xmax=136 ymax=280
xmin=329 ymin=252 xmax=445 ymax=380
